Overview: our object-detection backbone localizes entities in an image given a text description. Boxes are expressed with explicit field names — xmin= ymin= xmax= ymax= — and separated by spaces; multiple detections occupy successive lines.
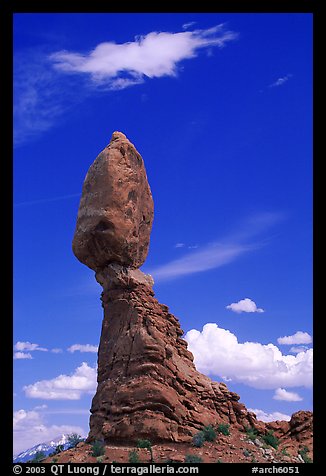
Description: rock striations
xmin=72 ymin=132 xmax=312 ymax=453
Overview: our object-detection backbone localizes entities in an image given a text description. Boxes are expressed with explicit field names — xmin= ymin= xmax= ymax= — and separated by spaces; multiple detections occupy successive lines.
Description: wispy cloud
xmin=50 ymin=24 xmax=238 ymax=89
xmin=14 ymin=47 xmax=87 ymax=146
xmin=67 ymin=344 xmax=98 ymax=353
xmin=148 ymin=212 xmax=283 ymax=282
xmin=14 ymin=193 xmax=81 ymax=208
xmin=269 ymin=74 xmax=293 ymax=88
xmin=182 ymin=21 xmax=197 ymax=30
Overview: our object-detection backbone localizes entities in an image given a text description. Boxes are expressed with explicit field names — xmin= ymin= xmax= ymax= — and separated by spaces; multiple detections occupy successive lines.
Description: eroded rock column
xmin=73 ymin=131 xmax=262 ymax=444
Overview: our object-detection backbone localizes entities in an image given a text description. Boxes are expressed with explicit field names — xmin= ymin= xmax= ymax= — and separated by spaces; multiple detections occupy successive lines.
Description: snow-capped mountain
xmin=13 ymin=434 xmax=75 ymax=463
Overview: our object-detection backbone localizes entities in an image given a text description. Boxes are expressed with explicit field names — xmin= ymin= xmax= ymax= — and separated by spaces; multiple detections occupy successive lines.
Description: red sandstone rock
xmin=88 ymin=264 xmax=259 ymax=443
xmin=72 ymin=132 xmax=154 ymax=271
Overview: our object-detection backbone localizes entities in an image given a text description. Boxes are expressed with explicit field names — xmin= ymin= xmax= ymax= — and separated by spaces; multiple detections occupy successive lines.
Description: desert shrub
xmin=137 ymin=439 xmax=154 ymax=462
xmin=51 ymin=457 xmax=58 ymax=463
xmin=91 ymin=440 xmax=105 ymax=457
xmin=96 ymin=456 xmax=104 ymax=463
xmin=262 ymin=430 xmax=279 ymax=449
xmin=192 ymin=431 xmax=205 ymax=448
xmin=216 ymin=459 xmax=223 ymax=463
xmin=243 ymin=449 xmax=251 ymax=457
xmin=185 ymin=454 xmax=203 ymax=463
xmin=202 ymin=425 xmax=217 ymax=442
xmin=299 ymin=446 xmax=312 ymax=463
xmin=281 ymin=447 xmax=290 ymax=456
xmin=245 ymin=426 xmax=258 ymax=441
xmin=217 ymin=423 xmax=230 ymax=436
xmin=129 ymin=450 xmax=140 ymax=463
xmin=67 ymin=433 xmax=84 ymax=448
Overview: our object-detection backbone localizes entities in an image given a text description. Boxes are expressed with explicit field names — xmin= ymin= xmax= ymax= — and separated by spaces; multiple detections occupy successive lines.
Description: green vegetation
xmin=262 ymin=430 xmax=279 ymax=449
xmin=67 ymin=433 xmax=84 ymax=448
xmin=96 ymin=456 xmax=104 ymax=463
xmin=91 ymin=440 xmax=105 ymax=457
xmin=192 ymin=431 xmax=205 ymax=448
xmin=298 ymin=446 xmax=312 ymax=463
xmin=281 ymin=447 xmax=290 ymax=456
xmin=54 ymin=444 xmax=64 ymax=454
xmin=51 ymin=457 xmax=58 ymax=463
xmin=217 ymin=423 xmax=230 ymax=436
xmin=245 ymin=426 xmax=258 ymax=441
xmin=192 ymin=424 xmax=217 ymax=448
xmin=185 ymin=454 xmax=203 ymax=463
xmin=128 ymin=450 xmax=140 ymax=463
xmin=29 ymin=451 xmax=46 ymax=463
xmin=243 ymin=449 xmax=251 ymax=457
xmin=216 ymin=459 xmax=223 ymax=463
xmin=136 ymin=439 xmax=154 ymax=462
xmin=202 ymin=425 xmax=217 ymax=442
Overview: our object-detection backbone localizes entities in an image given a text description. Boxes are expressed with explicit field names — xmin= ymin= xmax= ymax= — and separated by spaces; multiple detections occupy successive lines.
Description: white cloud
xmin=51 ymin=348 xmax=63 ymax=354
xmin=50 ymin=24 xmax=238 ymax=89
xmin=14 ymin=47 xmax=86 ymax=146
xmin=174 ymin=243 xmax=185 ymax=248
xmin=289 ymin=346 xmax=309 ymax=354
xmin=149 ymin=242 xmax=252 ymax=282
xmin=67 ymin=344 xmax=98 ymax=353
xmin=33 ymin=404 xmax=48 ymax=410
xmin=182 ymin=21 xmax=197 ymax=30
xmin=14 ymin=341 xmax=48 ymax=352
xmin=147 ymin=212 xmax=283 ymax=282
xmin=14 ymin=352 xmax=33 ymax=360
xmin=269 ymin=74 xmax=292 ymax=87
xmin=185 ymin=323 xmax=313 ymax=389
xmin=273 ymin=388 xmax=303 ymax=402
xmin=13 ymin=408 xmax=85 ymax=455
xmin=24 ymin=362 xmax=97 ymax=400
xmin=226 ymin=298 xmax=264 ymax=314
xmin=248 ymin=408 xmax=291 ymax=423
xmin=277 ymin=331 xmax=312 ymax=345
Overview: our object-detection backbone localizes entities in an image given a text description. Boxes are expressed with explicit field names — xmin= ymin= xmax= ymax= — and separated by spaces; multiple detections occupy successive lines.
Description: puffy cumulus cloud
xmin=277 ymin=331 xmax=312 ymax=346
xmin=67 ymin=344 xmax=98 ymax=353
xmin=14 ymin=341 xmax=48 ymax=352
xmin=13 ymin=408 xmax=85 ymax=455
xmin=184 ymin=323 xmax=313 ymax=389
xmin=50 ymin=24 xmax=238 ymax=89
xmin=226 ymin=298 xmax=264 ymax=314
xmin=273 ymin=388 xmax=303 ymax=402
xmin=248 ymin=408 xmax=291 ymax=423
xmin=14 ymin=352 xmax=33 ymax=360
xmin=23 ymin=362 xmax=97 ymax=400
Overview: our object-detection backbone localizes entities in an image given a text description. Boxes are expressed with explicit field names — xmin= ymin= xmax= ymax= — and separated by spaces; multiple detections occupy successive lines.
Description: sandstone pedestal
xmin=88 ymin=265 xmax=260 ymax=443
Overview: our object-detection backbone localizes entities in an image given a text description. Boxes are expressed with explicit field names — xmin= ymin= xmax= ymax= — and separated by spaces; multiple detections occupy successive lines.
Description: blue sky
xmin=13 ymin=13 xmax=313 ymax=455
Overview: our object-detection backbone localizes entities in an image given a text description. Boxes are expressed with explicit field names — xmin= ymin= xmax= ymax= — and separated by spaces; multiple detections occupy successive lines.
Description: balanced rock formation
xmin=73 ymin=131 xmax=153 ymax=271
xmin=72 ymin=132 xmax=310 ymax=447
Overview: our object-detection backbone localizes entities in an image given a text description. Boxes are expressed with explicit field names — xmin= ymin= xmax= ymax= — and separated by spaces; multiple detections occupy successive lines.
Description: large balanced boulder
xmin=72 ymin=131 xmax=154 ymax=271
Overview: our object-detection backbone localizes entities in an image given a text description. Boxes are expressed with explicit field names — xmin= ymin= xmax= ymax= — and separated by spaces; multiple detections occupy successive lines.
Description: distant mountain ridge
xmin=14 ymin=434 xmax=74 ymax=463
